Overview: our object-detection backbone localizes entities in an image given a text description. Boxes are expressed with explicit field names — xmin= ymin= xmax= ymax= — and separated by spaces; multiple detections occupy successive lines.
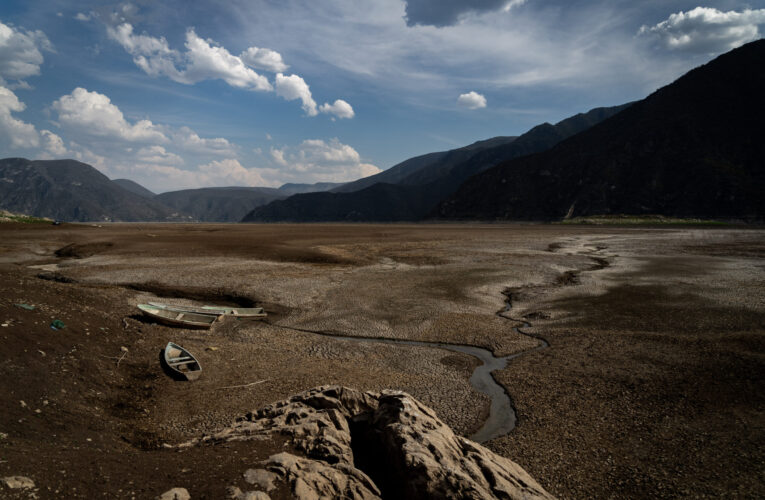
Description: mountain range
xmin=155 ymin=187 xmax=287 ymax=222
xmin=0 ymin=158 xmax=182 ymax=222
xmin=241 ymin=103 xmax=631 ymax=222
xmin=436 ymin=39 xmax=765 ymax=221
xmin=0 ymin=160 xmax=336 ymax=222
xmin=2 ymin=41 xmax=762 ymax=223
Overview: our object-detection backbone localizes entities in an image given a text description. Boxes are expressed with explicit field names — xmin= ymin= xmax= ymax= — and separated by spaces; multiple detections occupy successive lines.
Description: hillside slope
xmin=155 ymin=187 xmax=286 ymax=222
xmin=0 ymin=158 xmax=183 ymax=222
xmin=279 ymin=182 xmax=345 ymax=195
xmin=332 ymin=136 xmax=518 ymax=194
xmin=437 ymin=40 xmax=765 ymax=221
xmin=112 ymin=178 xmax=156 ymax=198
xmin=243 ymin=104 xmax=629 ymax=222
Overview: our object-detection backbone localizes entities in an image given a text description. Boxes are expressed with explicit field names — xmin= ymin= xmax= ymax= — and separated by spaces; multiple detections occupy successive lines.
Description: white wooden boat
xmin=200 ymin=305 xmax=266 ymax=319
xmin=137 ymin=304 xmax=220 ymax=329
xmin=163 ymin=342 xmax=201 ymax=380
xmin=148 ymin=301 xmax=267 ymax=319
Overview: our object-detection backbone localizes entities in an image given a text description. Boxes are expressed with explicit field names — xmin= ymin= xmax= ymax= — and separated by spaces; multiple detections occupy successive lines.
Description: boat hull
xmin=138 ymin=304 xmax=219 ymax=329
xmin=148 ymin=302 xmax=267 ymax=319
xmin=163 ymin=342 xmax=202 ymax=381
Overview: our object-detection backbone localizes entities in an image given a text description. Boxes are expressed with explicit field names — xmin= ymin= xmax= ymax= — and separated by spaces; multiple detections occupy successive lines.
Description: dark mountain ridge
xmin=242 ymin=103 xmax=630 ymax=222
xmin=0 ymin=158 xmax=182 ymax=222
xmin=279 ymin=182 xmax=345 ymax=195
xmin=436 ymin=39 xmax=765 ymax=221
xmin=332 ymin=136 xmax=519 ymax=194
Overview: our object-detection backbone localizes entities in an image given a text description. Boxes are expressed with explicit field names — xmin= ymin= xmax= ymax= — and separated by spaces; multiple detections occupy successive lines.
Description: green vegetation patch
xmin=560 ymin=214 xmax=728 ymax=226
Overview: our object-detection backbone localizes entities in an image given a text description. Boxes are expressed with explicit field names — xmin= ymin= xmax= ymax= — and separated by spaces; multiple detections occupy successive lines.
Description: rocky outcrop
xmin=182 ymin=386 xmax=554 ymax=500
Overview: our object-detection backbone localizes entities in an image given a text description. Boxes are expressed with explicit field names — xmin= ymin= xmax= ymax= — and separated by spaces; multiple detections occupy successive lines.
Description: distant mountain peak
xmin=0 ymin=158 xmax=185 ymax=222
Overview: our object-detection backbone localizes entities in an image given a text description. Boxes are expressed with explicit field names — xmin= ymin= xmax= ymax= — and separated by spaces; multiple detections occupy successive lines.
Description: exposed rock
xmin=185 ymin=386 xmax=554 ymax=500
xmin=156 ymin=487 xmax=190 ymax=500
xmin=260 ymin=452 xmax=380 ymax=499
xmin=1 ymin=476 xmax=35 ymax=489
xmin=227 ymin=487 xmax=271 ymax=500
xmin=243 ymin=469 xmax=277 ymax=491
xmin=362 ymin=392 xmax=554 ymax=499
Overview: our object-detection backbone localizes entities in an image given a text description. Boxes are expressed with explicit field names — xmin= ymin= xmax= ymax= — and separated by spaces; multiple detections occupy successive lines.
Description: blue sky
xmin=1 ymin=1 xmax=763 ymax=192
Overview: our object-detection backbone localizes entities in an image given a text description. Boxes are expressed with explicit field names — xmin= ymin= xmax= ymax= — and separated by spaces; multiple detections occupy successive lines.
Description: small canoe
xmin=137 ymin=304 xmax=220 ymax=329
xmin=148 ymin=302 xmax=267 ymax=319
xmin=163 ymin=342 xmax=201 ymax=381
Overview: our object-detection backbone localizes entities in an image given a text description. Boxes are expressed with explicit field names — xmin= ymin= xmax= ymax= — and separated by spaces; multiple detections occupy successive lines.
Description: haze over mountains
xmin=1 ymin=41 xmax=763 ymax=223
xmin=155 ymin=187 xmax=287 ymax=223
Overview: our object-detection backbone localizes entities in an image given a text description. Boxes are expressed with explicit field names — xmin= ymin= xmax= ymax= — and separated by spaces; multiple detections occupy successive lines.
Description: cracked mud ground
xmin=0 ymin=223 xmax=763 ymax=498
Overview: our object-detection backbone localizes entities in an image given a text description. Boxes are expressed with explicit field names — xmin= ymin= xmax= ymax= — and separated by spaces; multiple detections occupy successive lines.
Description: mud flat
xmin=0 ymin=222 xmax=763 ymax=498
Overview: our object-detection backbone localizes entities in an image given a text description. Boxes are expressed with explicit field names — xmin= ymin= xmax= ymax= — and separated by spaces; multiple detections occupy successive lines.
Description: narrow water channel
xmin=274 ymin=296 xmax=549 ymax=443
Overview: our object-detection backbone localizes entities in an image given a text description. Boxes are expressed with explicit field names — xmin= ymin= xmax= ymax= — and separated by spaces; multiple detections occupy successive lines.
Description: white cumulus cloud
xmin=52 ymin=87 xmax=168 ymax=143
xmin=270 ymin=147 xmax=288 ymax=166
xmin=107 ymin=23 xmax=272 ymax=91
xmin=0 ymin=85 xmax=39 ymax=148
xmin=319 ymin=99 xmax=355 ymax=119
xmin=198 ymin=158 xmax=270 ymax=187
xmin=172 ymin=126 xmax=235 ymax=156
xmin=240 ymin=46 xmax=288 ymax=72
xmin=0 ymin=20 xmax=53 ymax=87
xmin=457 ymin=91 xmax=487 ymax=109
xmin=136 ymin=145 xmax=184 ymax=165
xmin=639 ymin=7 xmax=765 ymax=54
xmin=182 ymin=29 xmax=272 ymax=90
xmin=40 ymin=129 xmax=67 ymax=156
xmin=75 ymin=12 xmax=94 ymax=22
xmin=275 ymin=73 xmax=317 ymax=116
xmin=69 ymin=142 xmax=108 ymax=172
xmin=44 ymin=88 xmax=252 ymax=190
xmin=106 ymin=22 xmax=350 ymax=118
xmin=278 ymin=138 xmax=380 ymax=182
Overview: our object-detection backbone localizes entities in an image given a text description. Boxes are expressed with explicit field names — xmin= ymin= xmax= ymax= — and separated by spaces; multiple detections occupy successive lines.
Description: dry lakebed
xmin=0 ymin=222 xmax=763 ymax=498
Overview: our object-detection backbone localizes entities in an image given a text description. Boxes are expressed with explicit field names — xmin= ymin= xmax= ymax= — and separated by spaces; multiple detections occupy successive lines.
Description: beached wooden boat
xmin=163 ymin=342 xmax=202 ymax=380
xmin=137 ymin=304 xmax=220 ymax=329
xmin=148 ymin=301 xmax=267 ymax=319
xmin=200 ymin=305 xmax=267 ymax=319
